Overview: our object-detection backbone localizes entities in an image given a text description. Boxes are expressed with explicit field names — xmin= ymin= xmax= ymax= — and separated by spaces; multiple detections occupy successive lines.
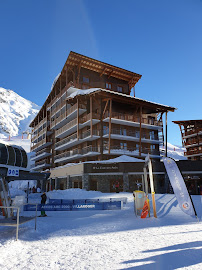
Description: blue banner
xmin=24 ymin=201 xmax=122 ymax=211
xmin=163 ymin=157 xmax=196 ymax=217
xmin=49 ymin=198 xmax=127 ymax=205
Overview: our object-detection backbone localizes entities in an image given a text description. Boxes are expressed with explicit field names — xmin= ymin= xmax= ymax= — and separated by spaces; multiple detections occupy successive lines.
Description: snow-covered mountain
xmin=160 ymin=142 xmax=187 ymax=160
xmin=0 ymin=87 xmax=40 ymax=138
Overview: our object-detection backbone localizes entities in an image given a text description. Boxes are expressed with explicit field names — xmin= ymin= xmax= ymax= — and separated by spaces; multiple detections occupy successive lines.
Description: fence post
xmin=16 ymin=207 xmax=19 ymax=241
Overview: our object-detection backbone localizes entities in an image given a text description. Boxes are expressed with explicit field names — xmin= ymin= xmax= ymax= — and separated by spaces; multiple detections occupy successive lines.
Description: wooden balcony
xmin=103 ymin=112 xmax=163 ymax=128
xmin=55 ymin=112 xmax=99 ymax=139
xmin=103 ymin=128 xmax=159 ymax=144
xmin=31 ymin=138 xmax=52 ymax=152
xmin=47 ymin=81 xmax=74 ymax=110
xmin=55 ymin=129 xmax=100 ymax=151
xmin=55 ymin=118 xmax=77 ymax=138
xmin=50 ymin=103 xmax=86 ymax=130
xmin=183 ymin=128 xmax=202 ymax=138
xmin=185 ymin=148 xmax=202 ymax=157
xmin=54 ymin=146 xmax=100 ymax=163
xmin=103 ymin=145 xmax=160 ymax=158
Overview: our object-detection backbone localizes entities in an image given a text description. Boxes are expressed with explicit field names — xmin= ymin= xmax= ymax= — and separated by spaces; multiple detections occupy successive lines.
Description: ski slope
xmin=0 ymin=189 xmax=202 ymax=270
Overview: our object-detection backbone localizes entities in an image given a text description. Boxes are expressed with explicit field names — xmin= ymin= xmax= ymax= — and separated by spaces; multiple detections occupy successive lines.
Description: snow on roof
xmin=66 ymin=87 xmax=176 ymax=110
xmin=66 ymin=87 xmax=100 ymax=99
xmin=51 ymin=155 xmax=144 ymax=172
xmin=84 ymin=155 xmax=145 ymax=164
xmin=51 ymin=73 xmax=61 ymax=91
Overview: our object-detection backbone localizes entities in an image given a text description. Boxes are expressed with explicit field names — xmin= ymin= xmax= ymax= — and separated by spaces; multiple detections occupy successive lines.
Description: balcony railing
xmin=185 ymin=137 xmax=202 ymax=147
xmin=82 ymin=146 xmax=99 ymax=155
xmin=51 ymin=99 xmax=66 ymax=116
xmin=31 ymin=138 xmax=52 ymax=151
xmin=185 ymin=148 xmax=202 ymax=156
xmin=35 ymin=148 xmax=51 ymax=157
xmin=55 ymin=132 xmax=78 ymax=148
xmin=103 ymin=112 xmax=162 ymax=126
xmin=51 ymin=103 xmax=86 ymax=129
xmin=55 ymin=146 xmax=100 ymax=162
xmin=103 ymin=128 xmax=159 ymax=141
xmin=55 ymin=118 xmax=77 ymax=137
xmin=80 ymin=113 xmax=100 ymax=123
xmin=103 ymin=145 xmax=160 ymax=156
xmin=55 ymin=129 xmax=100 ymax=150
xmin=55 ymin=148 xmax=82 ymax=161
xmin=183 ymin=128 xmax=202 ymax=138
xmin=31 ymin=127 xmax=48 ymax=143
xmin=80 ymin=129 xmax=100 ymax=139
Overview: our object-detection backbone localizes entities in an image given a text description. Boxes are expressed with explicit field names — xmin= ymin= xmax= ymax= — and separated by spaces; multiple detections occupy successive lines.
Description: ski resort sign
xmin=163 ymin=157 xmax=196 ymax=217
xmin=7 ymin=168 xmax=19 ymax=177
xmin=24 ymin=201 xmax=122 ymax=211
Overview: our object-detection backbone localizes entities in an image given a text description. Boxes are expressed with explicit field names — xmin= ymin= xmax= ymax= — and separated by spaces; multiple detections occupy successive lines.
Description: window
xmin=148 ymin=116 xmax=155 ymax=125
xmin=121 ymin=128 xmax=127 ymax=136
xmin=103 ymin=125 xmax=109 ymax=135
xmin=82 ymin=85 xmax=89 ymax=89
xmin=83 ymin=76 xmax=89 ymax=83
xmin=120 ymin=142 xmax=127 ymax=150
xmin=150 ymin=145 xmax=156 ymax=151
xmin=150 ymin=130 xmax=155 ymax=140
xmin=117 ymin=85 xmax=123 ymax=93
xmin=106 ymin=82 xmax=112 ymax=90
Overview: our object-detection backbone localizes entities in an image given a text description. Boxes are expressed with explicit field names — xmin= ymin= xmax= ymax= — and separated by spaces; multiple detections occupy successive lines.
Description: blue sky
xmin=0 ymin=0 xmax=202 ymax=146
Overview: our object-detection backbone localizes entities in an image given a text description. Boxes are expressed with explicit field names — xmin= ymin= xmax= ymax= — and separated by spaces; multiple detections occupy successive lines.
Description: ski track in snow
xmin=0 ymin=191 xmax=202 ymax=270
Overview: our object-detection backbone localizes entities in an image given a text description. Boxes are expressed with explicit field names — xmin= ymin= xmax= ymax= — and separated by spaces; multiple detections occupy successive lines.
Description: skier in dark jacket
xmin=40 ymin=192 xmax=47 ymax=217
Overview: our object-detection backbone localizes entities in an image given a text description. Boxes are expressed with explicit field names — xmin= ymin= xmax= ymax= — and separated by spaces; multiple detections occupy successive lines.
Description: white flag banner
xmin=163 ymin=157 xmax=196 ymax=217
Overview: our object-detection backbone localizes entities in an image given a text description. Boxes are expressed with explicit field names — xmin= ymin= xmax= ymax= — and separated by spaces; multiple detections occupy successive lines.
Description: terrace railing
xmin=103 ymin=112 xmax=162 ymax=126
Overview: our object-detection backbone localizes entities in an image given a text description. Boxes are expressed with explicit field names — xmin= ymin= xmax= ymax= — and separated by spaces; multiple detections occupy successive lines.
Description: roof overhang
xmin=66 ymin=87 xmax=176 ymax=114
xmin=64 ymin=51 xmax=142 ymax=88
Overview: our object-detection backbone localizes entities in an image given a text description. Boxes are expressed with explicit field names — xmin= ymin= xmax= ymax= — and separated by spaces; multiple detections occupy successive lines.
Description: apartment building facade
xmin=173 ymin=120 xmax=202 ymax=160
xmin=30 ymin=51 xmax=175 ymax=174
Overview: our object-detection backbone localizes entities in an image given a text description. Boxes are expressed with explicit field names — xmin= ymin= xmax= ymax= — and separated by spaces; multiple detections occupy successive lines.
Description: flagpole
xmin=188 ymin=189 xmax=198 ymax=221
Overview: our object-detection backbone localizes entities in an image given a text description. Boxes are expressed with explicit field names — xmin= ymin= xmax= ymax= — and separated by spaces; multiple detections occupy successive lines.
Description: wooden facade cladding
xmin=29 ymin=51 xmax=176 ymax=171
xmin=173 ymin=120 xmax=202 ymax=160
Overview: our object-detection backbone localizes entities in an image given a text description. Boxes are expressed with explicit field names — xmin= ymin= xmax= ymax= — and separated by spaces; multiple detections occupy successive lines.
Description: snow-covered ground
xmin=0 ymin=189 xmax=202 ymax=270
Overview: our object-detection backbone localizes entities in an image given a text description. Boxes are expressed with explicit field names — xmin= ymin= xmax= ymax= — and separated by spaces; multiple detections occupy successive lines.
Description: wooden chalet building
xmin=30 ymin=51 xmax=176 ymax=191
xmin=173 ymin=120 xmax=202 ymax=160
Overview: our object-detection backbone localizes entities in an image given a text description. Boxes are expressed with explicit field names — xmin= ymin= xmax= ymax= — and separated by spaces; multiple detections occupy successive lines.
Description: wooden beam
xmin=77 ymin=98 xmax=79 ymax=140
xmin=165 ymin=112 xmax=168 ymax=157
xmin=108 ymin=70 xmax=114 ymax=78
xmin=108 ymin=99 xmax=112 ymax=154
xmin=100 ymin=67 xmax=107 ymax=77
xmin=93 ymin=96 xmax=99 ymax=107
xmin=90 ymin=96 xmax=93 ymax=137
xmin=179 ymin=125 xmax=185 ymax=147
xmin=102 ymin=99 xmax=109 ymax=119
xmin=76 ymin=61 xmax=82 ymax=87
xmin=139 ymin=106 xmax=142 ymax=157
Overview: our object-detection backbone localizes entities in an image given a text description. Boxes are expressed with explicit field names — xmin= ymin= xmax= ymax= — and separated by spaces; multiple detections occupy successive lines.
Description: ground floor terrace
xmin=48 ymin=159 xmax=202 ymax=195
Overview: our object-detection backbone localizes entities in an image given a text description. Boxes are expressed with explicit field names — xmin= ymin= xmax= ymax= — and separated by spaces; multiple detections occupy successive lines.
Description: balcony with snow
xmin=103 ymin=111 xmax=163 ymax=130
xmin=55 ymin=113 xmax=100 ymax=139
xmin=103 ymin=145 xmax=160 ymax=159
xmin=55 ymin=129 xmax=100 ymax=151
xmin=50 ymin=103 xmax=86 ymax=130
xmin=103 ymin=127 xmax=160 ymax=145
xmin=54 ymin=146 xmax=100 ymax=164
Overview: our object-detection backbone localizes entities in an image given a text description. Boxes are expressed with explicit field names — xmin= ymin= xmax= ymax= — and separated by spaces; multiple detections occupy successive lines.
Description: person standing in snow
xmin=40 ymin=192 xmax=47 ymax=217
xmin=115 ymin=181 xmax=120 ymax=193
